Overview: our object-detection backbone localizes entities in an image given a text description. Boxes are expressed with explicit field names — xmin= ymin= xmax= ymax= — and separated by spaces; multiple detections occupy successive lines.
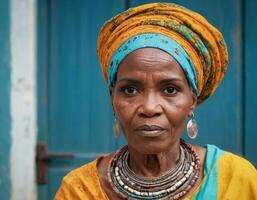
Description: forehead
xmin=117 ymin=48 xmax=187 ymax=80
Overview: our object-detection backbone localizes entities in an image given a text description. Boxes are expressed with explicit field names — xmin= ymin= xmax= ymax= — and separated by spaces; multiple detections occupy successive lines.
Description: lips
xmin=134 ymin=125 xmax=165 ymax=137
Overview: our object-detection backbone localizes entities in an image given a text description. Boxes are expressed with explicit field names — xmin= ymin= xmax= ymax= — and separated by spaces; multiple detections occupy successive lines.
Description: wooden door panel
xmin=47 ymin=0 xmax=122 ymax=154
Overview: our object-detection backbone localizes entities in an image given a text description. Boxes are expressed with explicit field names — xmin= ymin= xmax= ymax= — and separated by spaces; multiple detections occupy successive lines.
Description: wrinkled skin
xmin=97 ymin=48 xmax=206 ymax=199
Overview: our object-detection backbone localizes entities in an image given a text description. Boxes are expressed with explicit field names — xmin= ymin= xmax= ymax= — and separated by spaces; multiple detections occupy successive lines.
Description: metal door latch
xmin=36 ymin=143 xmax=74 ymax=184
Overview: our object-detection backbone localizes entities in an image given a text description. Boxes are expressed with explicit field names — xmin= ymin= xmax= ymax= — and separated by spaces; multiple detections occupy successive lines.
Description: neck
xmin=128 ymin=139 xmax=181 ymax=178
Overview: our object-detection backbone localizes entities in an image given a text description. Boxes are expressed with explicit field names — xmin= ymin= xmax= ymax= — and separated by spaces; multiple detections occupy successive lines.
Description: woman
xmin=55 ymin=3 xmax=257 ymax=200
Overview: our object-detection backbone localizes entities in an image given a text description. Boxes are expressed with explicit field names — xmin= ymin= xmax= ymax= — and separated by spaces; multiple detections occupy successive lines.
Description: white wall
xmin=10 ymin=0 xmax=37 ymax=199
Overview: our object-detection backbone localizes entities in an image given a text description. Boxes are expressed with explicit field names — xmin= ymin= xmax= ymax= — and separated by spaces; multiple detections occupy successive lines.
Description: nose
xmin=138 ymin=92 xmax=162 ymax=118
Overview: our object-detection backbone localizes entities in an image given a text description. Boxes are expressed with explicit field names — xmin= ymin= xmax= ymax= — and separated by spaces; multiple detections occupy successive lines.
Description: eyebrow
xmin=116 ymin=78 xmax=141 ymax=84
xmin=159 ymin=78 xmax=184 ymax=84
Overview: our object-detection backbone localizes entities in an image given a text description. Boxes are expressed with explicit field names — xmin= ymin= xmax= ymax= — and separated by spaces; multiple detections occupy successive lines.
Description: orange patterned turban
xmin=97 ymin=2 xmax=228 ymax=104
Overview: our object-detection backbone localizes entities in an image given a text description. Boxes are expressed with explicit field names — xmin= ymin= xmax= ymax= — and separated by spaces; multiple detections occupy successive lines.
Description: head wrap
xmin=97 ymin=2 xmax=228 ymax=104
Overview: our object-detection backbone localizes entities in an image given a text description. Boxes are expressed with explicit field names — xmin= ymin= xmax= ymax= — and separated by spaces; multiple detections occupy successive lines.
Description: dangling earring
xmin=113 ymin=118 xmax=120 ymax=139
xmin=187 ymin=112 xmax=198 ymax=139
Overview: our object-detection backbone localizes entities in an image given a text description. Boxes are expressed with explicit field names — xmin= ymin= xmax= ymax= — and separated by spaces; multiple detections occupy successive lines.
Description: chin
xmin=130 ymin=139 xmax=172 ymax=155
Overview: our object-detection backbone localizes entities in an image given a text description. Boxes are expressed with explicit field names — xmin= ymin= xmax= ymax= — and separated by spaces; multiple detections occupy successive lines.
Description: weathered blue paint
xmin=244 ymin=0 xmax=257 ymax=167
xmin=0 ymin=0 xmax=11 ymax=199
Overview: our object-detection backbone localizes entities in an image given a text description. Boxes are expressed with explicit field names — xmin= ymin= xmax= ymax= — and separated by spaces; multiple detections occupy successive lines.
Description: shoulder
xmin=219 ymin=151 xmax=256 ymax=174
xmin=205 ymin=144 xmax=256 ymax=177
xmin=217 ymin=150 xmax=257 ymax=199
xmin=204 ymin=144 xmax=256 ymax=172
xmin=62 ymin=159 xmax=98 ymax=185
xmin=54 ymin=156 xmax=109 ymax=200
xmin=219 ymin=151 xmax=256 ymax=173
xmin=200 ymin=144 xmax=257 ymax=199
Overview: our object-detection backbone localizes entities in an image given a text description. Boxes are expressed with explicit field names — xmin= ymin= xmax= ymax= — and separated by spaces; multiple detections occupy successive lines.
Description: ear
xmin=109 ymin=87 xmax=115 ymax=114
xmin=189 ymin=93 xmax=197 ymax=116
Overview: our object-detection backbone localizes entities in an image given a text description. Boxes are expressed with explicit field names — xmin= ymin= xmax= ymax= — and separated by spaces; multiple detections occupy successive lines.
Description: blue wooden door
xmin=37 ymin=0 xmax=257 ymax=199
xmin=37 ymin=0 xmax=127 ymax=199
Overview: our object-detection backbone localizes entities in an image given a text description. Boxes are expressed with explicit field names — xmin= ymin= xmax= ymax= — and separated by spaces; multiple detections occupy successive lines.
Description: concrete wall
xmin=10 ymin=0 xmax=37 ymax=199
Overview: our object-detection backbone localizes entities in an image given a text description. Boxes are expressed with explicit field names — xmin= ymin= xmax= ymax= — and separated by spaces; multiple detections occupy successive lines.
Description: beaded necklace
xmin=108 ymin=140 xmax=200 ymax=200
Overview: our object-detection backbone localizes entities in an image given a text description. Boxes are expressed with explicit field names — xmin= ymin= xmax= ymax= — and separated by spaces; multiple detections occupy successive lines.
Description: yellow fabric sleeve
xmin=218 ymin=152 xmax=257 ymax=200
xmin=54 ymin=159 xmax=109 ymax=200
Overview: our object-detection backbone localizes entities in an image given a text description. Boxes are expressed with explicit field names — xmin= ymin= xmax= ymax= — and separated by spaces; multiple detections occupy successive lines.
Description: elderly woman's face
xmin=112 ymin=48 xmax=196 ymax=154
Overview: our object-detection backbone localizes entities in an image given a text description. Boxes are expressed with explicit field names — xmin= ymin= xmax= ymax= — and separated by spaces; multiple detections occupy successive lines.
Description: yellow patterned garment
xmin=97 ymin=2 xmax=228 ymax=104
xmin=54 ymin=145 xmax=257 ymax=200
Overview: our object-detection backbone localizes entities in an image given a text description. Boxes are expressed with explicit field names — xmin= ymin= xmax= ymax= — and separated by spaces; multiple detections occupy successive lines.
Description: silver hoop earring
xmin=187 ymin=112 xmax=198 ymax=139
xmin=113 ymin=118 xmax=120 ymax=139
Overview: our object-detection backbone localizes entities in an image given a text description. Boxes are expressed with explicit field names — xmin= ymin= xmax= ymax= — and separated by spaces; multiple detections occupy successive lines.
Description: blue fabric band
xmin=193 ymin=144 xmax=225 ymax=200
xmin=108 ymin=33 xmax=198 ymax=94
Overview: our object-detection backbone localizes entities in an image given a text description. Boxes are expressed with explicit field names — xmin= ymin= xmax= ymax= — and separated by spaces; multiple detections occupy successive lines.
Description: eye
xmin=123 ymin=86 xmax=138 ymax=95
xmin=163 ymin=86 xmax=177 ymax=95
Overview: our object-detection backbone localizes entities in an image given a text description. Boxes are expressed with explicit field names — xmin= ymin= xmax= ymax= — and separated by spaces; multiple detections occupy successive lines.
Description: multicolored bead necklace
xmin=108 ymin=140 xmax=200 ymax=200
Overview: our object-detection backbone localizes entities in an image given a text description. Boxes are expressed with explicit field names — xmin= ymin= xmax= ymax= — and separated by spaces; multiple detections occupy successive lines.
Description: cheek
xmin=164 ymin=106 xmax=187 ymax=127
xmin=112 ymin=96 xmax=136 ymax=123
xmin=112 ymin=97 xmax=138 ymax=138
xmin=164 ymin=96 xmax=193 ymax=125
xmin=170 ymin=91 xmax=194 ymax=110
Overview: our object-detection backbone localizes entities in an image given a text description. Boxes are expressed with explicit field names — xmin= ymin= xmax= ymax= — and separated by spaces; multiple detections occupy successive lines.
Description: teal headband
xmin=108 ymin=33 xmax=198 ymax=94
